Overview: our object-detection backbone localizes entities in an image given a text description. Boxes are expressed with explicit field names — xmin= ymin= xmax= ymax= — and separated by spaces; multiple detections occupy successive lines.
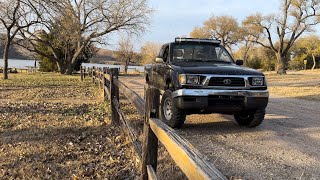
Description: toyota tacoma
xmin=145 ymin=38 xmax=269 ymax=128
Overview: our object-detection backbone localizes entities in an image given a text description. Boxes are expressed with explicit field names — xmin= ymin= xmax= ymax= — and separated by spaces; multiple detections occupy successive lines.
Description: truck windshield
xmin=172 ymin=43 xmax=233 ymax=63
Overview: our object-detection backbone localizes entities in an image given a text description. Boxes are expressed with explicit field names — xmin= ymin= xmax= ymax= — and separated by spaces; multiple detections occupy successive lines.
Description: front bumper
xmin=172 ymin=89 xmax=269 ymax=113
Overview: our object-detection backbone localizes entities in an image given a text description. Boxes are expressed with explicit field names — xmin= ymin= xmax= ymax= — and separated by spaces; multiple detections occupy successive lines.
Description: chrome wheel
xmin=163 ymin=98 xmax=173 ymax=120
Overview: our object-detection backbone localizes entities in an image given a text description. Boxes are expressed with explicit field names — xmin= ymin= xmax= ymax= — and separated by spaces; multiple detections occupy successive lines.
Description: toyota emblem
xmin=223 ymin=79 xmax=232 ymax=84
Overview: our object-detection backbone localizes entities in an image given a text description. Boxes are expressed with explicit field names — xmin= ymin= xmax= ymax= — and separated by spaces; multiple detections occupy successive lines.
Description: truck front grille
xmin=208 ymin=77 xmax=245 ymax=87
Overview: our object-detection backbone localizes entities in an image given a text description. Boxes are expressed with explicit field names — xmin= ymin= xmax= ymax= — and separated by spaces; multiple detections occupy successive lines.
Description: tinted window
xmin=172 ymin=43 xmax=233 ymax=63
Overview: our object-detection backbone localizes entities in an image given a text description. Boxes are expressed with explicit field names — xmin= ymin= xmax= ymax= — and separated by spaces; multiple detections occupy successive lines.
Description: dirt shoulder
xmin=0 ymin=73 xmax=139 ymax=179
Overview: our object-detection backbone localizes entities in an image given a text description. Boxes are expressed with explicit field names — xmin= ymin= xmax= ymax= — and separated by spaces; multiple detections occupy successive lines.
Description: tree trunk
xmin=3 ymin=40 xmax=10 ymax=80
xmin=56 ymin=61 xmax=66 ymax=74
xmin=66 ymin=44 xmax=85 ymax=75
xmin=276 ymin=53 xmax=287 ymax=75
xmin=124 ymin=59 xmax=129 ymax=74
xmin=66 ymin=62 xmax=75 ymax=75
xmin=243 ymin=52 xmax=248 ymax=66
xmin=312 ymin=53 xmax=316 ymax=70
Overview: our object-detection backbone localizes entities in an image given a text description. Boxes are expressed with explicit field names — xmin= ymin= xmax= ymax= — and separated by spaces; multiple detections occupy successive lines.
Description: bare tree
xmin=0 ymin=0 xmax=41 ymax=79
xmin=140 ymin=41 xmax=162 ymax=64
xmin=243 ymin=0 xmax=320 ymax=74
xmin=115 ymin=36 xmax=135 ymax=74
xmin=53 ymin=0 xmax=152 ymax=74
xmin=19 ymin=13 xmax=91 ymax=74
xmin=18 ymin=0 xmax=151 ymax=74
xmin=238 ymin=27 xmax=256 ymax=65
xmin=190 ymin=15 xmax=241 ymax=52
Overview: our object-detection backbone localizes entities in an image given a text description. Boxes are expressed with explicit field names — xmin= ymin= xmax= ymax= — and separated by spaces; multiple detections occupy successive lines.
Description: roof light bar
xmin=175 ymin=38 xmax=221 ymax=44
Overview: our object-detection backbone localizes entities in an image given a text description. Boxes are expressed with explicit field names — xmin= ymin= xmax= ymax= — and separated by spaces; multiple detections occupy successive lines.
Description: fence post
xmin=110 ymin=68 xmax=120 ymax=125
xmin=101 ymin=68 xmax=104 ymax=88
xmin=103 ymin=67 xmax=108 ymax=101
xmin=80 ymin=66 xmax=84 ymax=81
xmin=83 ymin=67 xmax=86 ymax=79
xmin=100 ymin=68 xmax=104 ymax=88
xmin=103 ymin=67 xmax=108 ymax=74
xmin=141 ymin=85 xmax=160 ymax=180
xmin=102 ymin=69 xmax=107 ymax=101
xmin=92 ymin=66 xmax=95 ymax=83
xmin=98 ymin=68 xmax=102 ymax=89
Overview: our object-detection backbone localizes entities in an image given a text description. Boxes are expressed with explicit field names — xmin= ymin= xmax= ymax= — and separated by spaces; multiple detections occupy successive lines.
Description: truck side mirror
xmin=236 ymin=60 xmax=244 ymax=66
xmin=155 ymin=57 xmax=164 ymax=63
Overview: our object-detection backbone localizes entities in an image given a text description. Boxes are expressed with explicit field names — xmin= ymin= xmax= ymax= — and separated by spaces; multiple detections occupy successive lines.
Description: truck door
xmin=154 ymin=44 xmax=169 ymax=89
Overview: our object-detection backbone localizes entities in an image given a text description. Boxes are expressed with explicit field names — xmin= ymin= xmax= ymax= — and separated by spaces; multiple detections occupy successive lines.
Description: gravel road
xmin=120 ymin=75 xmax=320 ymax=179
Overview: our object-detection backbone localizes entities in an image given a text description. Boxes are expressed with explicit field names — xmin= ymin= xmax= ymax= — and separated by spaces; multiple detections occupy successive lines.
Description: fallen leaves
xmin=0 ymin=72 xmax=139 ymax=179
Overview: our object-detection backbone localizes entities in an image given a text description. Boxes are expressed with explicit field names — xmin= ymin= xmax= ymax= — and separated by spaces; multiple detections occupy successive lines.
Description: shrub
xmin=39 ymin=57 xmax=58 ymax=72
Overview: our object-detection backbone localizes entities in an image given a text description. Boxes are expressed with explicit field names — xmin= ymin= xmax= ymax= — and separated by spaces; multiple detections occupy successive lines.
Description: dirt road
xmin=120 ymin=75 xmax=320 ymax=179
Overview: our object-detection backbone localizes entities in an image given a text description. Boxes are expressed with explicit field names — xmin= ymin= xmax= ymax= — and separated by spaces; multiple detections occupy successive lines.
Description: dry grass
xmin=266 ymin=70 xmax=320 ymax=101
xmin=119 ymin=99 xmax=187 ymax=180
xmin=0 ymin=72 xmax=139 ymax=179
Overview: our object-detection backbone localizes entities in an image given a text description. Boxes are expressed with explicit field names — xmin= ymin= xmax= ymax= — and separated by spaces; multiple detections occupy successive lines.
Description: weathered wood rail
xmin=81 ymin=66 xmax=227 ymax=180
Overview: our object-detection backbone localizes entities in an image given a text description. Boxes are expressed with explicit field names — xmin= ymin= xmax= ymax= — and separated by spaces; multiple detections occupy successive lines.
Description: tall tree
xmin=294 ymin=34 xmax=320 ymax=70
xmin=237 ymin=27 xmax=256 ymax=65
xmin=19 ymin=0 xmax=152 ymax=74
xmin=140 ymin=41 xmax=162 ymax=64
xmin=190 ymin=15 xmax=240 ymax=52
xmin=243 ymin=0 xmax=320 ymax=74
xmin=19 ymin=14 xmax=95 ymax=74
xmin=115 ymin=36 xmax=135 ymax=74
xmin=189 ymin=27 xmax=211 ymax=39
xmin=0 ymin=0 xmax=40 ymax=79
xmin=57 ymin=0 xmax=152 ymax=74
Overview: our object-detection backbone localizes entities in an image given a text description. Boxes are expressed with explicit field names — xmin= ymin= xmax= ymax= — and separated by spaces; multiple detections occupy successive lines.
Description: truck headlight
xmin=250 ymin=77 xmax=264 ymax=86
xmin=179 ymin=74 xmax=203 ymax=85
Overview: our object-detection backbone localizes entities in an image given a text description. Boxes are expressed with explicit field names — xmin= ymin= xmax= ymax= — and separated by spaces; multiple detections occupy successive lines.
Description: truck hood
xmin=179 ymin=64 xmax=264 ymax=76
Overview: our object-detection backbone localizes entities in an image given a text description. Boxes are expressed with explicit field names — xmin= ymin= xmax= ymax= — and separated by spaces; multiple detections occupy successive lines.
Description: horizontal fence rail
xmin=82 ymin=66 xmax=227 ymax=180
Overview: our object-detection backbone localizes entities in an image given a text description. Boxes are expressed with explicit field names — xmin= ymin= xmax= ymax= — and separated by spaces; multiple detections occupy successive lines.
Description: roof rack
xmin=175 ymin=38 xmax=221 ymax=44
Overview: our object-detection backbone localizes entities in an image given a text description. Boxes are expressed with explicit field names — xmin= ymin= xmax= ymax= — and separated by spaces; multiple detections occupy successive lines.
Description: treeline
xmin=233 ymin=35 xmax=320 ymax=71
xmin=114 ymin=36 xmax=162 ymax=73
xmin=188 ymin=1 xmax=320 ymax=74
xmin=0 ymin=0 xmax=152 ymax=79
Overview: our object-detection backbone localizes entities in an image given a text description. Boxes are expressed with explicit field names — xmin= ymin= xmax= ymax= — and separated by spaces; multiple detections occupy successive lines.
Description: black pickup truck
xmin=145 ymin=38 xmax=269 ymax=129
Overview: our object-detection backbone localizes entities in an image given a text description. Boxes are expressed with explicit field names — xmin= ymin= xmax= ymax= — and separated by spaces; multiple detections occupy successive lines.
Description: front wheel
xmin=160 ymin=90 xmax=186 ymax=129
xmin=234 ymin=109 xmax=266 ymax=127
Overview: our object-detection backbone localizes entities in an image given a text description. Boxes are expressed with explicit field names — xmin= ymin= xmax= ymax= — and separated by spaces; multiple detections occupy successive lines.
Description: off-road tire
xmin=234 ymin=109 xmax=266 ymax=127
xmin=160 ymin=90 xmax=186 ymax=129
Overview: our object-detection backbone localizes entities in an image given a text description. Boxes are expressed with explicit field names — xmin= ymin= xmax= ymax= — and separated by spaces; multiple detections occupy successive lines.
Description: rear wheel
xmin=234 ymin=109 xmax=266 ymax=127
xmin=160 ymin=90 xmax=186 ymax=129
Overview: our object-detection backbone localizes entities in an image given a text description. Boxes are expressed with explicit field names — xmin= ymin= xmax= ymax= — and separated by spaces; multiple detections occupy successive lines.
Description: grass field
xmin=0 ymin=73 xmax=139 ymax=179
xmin=266 ymin=69 xmax=320 ymax=101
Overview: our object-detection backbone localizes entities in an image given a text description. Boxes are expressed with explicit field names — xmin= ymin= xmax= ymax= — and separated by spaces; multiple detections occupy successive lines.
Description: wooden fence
xmin=81 ymin=66 xmax=227 ymax=180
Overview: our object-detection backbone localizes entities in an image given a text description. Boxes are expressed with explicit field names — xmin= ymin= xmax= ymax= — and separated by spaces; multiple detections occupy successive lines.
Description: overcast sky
xmin=108 ymin=0 xmax=283 ymax=50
